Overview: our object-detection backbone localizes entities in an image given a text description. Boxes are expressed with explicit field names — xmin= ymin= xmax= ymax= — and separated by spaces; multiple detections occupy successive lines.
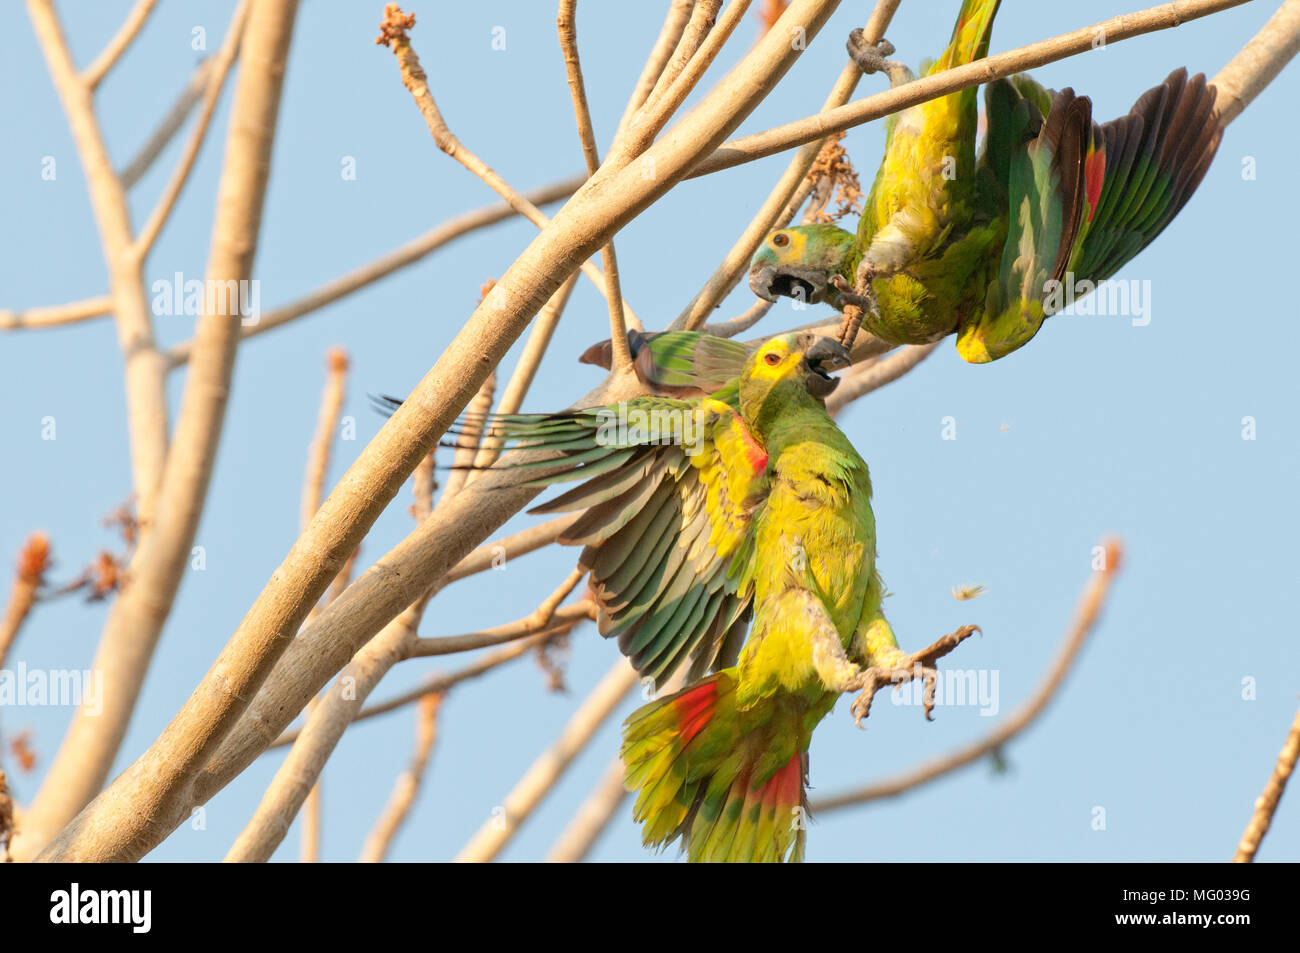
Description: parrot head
xmin=748 ymin=225 xmax=856 ymax=307
xmin=740 ymin=332 xmax=851 ymax=431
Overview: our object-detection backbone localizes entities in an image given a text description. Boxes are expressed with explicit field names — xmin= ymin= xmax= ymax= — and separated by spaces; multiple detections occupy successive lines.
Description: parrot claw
xmin=830 ymin=274 xmax=874 ymax=312
xmin=831 ymin=275 xmax=878 ymax=349
xmin=845 ymin=624 xmax=981 ymax=728
xmin=846 ymin=30 xmax=908 ymax=84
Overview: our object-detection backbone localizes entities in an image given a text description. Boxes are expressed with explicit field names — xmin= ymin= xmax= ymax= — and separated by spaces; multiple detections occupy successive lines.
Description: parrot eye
xmin=764 ymin=352 xmax=782 ymax=366
xmin=772 ymin=232 xmax=789 ymax=248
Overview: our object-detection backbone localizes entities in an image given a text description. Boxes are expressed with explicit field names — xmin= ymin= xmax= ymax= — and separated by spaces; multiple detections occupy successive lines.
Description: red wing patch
xmin=1084 ymin=144 xmax=1107 ymax=222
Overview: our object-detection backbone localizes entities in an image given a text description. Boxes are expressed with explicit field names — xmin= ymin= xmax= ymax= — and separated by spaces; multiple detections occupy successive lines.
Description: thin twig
xmin=444 ymin=514 xmax=580 ymax=584
xmin=703 ymin=297 xmax=773 ymax=337
xmin=297 ymin=347 xmax=350 ymax=864
xmin=811 ymin=539 xmax=1125 ymax=813
xmin=471 ymin=276 xmax=580 ymax=471
xmin=453 ymin=658 xmax=640 ymax=863
xmin=377 ymin=6 xmax=641 ymax=329
xmin=1233 ymin=701 xmax=1300 ymax=862
xmin=558 ymin=0 xmax=634 ymax=370
xmin=120 ymin=58 xmax=216 ymax=189
xmin=81 ymin=0 xmax=158 ymax=91
xmin=410 ymin=592 xmax=592 ymax=659
xmin=544 ymin=754 xmax=629 ymax=863
xmin=826 ymin=341 xmax=938 ymax=415
xmin=610 ymin=0 xmax=694 ymax=151
xmin=300 ymin=348 xmax=350 ymax=533
xmin=614 ymin=0 xmax=749 ymax=166
xmin=133 ymin=0 xmax=250 ymax=259
xmin=673 ymin=0 xmax=899 ymax=330
xmin=18 ymin=0 xmax=302 ymax=862
xmin=0 ymin=533 xmax=51 ymax=672
xmin=359 ymin=693 xmax=443 ymax=862
xmin=164 ymin=176 xmax=585 ymax=368
xmin=0 ymin=295 xmax=113 ymax=331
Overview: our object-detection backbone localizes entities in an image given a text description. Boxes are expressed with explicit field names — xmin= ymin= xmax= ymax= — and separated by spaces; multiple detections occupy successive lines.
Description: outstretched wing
xmin=486 ymin=396 xmax=770 ymax=685
xmin=959 ymin=75 xmax=1091 ymax=362
xmin=959 ymin=68 xmax=1221 ymax=362
xmin=579 ymin=330 xmax=751 ymax=399
xmin=1068 ymin=67 xmax=1221 ymax=282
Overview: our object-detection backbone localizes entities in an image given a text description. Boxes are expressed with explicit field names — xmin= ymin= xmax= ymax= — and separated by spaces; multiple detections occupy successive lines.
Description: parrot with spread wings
xmin=746 ymin=0 xmax=1222 ymax=362
xmin=442 ymin=332 xmax=973 ymax=862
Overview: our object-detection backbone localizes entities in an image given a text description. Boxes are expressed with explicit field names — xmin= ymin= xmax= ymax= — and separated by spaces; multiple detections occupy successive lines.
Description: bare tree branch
xmin=0 ymin=533 xmax=50 ymax=672
xmin=27 ymin=0 xmax=170 ymax=527
xmin=297 ymin=347 xmax=351 ymax=864
xmin=164 ymin=176 xmax=585 ymax=368
xmin=1233 ymin=701 xmax=1300 ymax=862
xmin=133 ymin=0 xmax=249 ymax=259
xmin=811 ymin=539 xmax=1125 ymax=813
xmin=81 ymin=0 xmax=158 ymax=91
xmin=16 ymin=0 xmax=302 ymax=862
xmin=0 ymin=296 xmax=112 ymax=331
xmin=453 ymin=658 xmax=639 ymax=863
xmin=610 ymin=0 xmax=694 ymax=150
xmin=544 ymin=754 xmax=629 ymax=863
xmin=359 ymin=693 xmax=443 ymax=863
xmin=826 ymin=341 xmax=938 ymax=414
xmin=409 ymin=593 xmax=593 ymax=659
xmin=271 ymin=626 xmax=580 ymax=749
xmin=672 ymin=0 xmax=899 ymax=330
xmin=558 ymin=0 xmax=634 ymax=370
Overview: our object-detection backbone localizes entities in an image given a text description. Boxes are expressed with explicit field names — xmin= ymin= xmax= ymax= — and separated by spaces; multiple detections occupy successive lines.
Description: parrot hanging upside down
xmin=450 ymin=332 xmax=976 ymax=862
xmin=748 ymin=0 xmax=1223 ymax=362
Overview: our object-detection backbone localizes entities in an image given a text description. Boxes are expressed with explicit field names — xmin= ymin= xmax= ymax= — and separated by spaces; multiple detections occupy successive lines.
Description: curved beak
xmin=748 ymin=259 xmax=829 ymax=305
xmin=802 ymin=335 xmax=851 ymax=399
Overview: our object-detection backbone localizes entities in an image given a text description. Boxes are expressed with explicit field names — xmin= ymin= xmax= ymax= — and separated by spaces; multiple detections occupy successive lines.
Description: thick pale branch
xmin=1209 ymin=0 xmax=1300 ymax=124
xmin=272 ymin=628 xmax=568 ymax=748
xmin=826 ymin=341 xmax=938 ymax=415
xmin=410 ymin=597 xmax=593 ymax=658
xmin=27 ymin=0 xmax=169 ymax=527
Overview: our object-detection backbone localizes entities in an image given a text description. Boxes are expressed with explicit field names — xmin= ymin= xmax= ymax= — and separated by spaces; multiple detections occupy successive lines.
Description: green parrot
xmin=472 ymin=331 xmax=966 ymax=861
xmin=747 ymin=0 xmax=1223 ymax=362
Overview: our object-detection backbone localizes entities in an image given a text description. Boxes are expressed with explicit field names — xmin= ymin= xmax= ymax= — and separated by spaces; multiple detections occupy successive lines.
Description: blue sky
xmin=1 ymin=0 xmax=1297 ymax=862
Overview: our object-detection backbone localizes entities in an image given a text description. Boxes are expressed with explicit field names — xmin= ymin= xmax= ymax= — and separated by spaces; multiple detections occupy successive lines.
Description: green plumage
xmin=486 ymin=332 xmax=912 ymax=861
xmin=744 ymin=0 xmax=1222 ymax=363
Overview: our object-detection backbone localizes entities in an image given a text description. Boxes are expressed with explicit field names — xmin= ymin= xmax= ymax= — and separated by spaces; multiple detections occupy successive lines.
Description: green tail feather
xmin=621 ymin=673 xmax=810 ymax=863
